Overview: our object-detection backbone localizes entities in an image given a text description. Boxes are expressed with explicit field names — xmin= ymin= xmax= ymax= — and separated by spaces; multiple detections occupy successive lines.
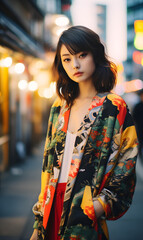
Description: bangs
xmin=64 ymin=41 xmax=88 ymax=55
xmin=60 ymin=30 xmax=91 ymax=55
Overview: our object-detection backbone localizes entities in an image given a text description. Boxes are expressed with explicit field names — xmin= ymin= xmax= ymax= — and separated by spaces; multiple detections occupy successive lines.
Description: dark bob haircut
xmin=53 ymin=25 xmax=117 ymax=106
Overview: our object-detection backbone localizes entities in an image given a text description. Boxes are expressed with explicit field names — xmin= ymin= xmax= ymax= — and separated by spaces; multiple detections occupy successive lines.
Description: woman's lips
xmin=73 ymin=72 xmax=83 ymax=76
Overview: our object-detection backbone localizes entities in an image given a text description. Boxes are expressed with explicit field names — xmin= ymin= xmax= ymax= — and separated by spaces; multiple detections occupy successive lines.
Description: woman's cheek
xmin=64 ymin=67 xmax=72 ymax=78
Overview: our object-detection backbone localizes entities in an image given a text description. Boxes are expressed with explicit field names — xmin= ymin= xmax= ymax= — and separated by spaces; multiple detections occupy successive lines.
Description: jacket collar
xmin=57 ymin=93 xmax=108 ymax=134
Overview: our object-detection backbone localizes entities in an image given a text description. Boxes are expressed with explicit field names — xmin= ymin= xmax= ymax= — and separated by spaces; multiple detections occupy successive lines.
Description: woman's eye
xmin=79 ymin=53 xmax=87 ymax=58
xmin=63 ymin=58 xmax=71 ymax=62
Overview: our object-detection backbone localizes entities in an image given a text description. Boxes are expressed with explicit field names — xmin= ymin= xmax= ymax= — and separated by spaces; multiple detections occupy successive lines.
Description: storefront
xmin=0 ymin=48 xmax=9 ymax=171
xmin=0 ymin=0 xmax=71 ymax=171
xmin=0 ymin=45 xmax=56 ymax=171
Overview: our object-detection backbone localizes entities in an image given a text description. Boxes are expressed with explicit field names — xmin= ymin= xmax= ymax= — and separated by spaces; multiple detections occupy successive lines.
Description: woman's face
xmin=60 ymin=44 xmax=96 ymax=83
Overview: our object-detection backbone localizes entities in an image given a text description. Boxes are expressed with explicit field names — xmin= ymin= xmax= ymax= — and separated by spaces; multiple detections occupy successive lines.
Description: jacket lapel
xmin=53 ymin=101 xmax=70 ymax=169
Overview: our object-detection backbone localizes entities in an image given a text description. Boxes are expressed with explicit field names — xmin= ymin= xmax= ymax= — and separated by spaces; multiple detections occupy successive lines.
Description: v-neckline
xmin=67 ymin=95 xmax=96 ymax=134
xmin=67 ymin=93 xmax=108 ymax=134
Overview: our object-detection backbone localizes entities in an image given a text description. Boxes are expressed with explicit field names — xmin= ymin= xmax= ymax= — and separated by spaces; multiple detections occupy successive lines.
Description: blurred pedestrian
xmin=132 ymin=89 xmax=143 ymax=162
xmin=30 ymin=26 xmax=138 ymax=240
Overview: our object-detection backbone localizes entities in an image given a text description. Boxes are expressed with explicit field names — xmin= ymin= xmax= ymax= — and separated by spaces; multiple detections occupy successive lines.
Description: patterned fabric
xmin=32 ymin=92 xmax=138 ymax=240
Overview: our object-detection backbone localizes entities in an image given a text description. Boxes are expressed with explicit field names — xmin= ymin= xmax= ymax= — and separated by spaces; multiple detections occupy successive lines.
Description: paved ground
xmin=0 ymin=143 xmax=143 ymax=240
xmin=107 ymin=161 xmax=143 ymax=240
xmin=0 ymin=142 xmax=43 ymax=240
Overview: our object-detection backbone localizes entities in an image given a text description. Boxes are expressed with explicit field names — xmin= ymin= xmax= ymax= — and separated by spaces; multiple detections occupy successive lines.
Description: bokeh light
xmin=14 ymin=63 xmax=25 ymax=74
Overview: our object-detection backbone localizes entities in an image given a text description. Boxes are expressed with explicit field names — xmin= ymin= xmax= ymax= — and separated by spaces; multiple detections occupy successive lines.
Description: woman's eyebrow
xmin=61 ymin=53 xmax=70 ymax=57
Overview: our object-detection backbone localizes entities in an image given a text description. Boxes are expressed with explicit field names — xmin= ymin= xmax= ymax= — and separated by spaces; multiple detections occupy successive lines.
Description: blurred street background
xmin=0 ymin=0 xmax=143 ymax=239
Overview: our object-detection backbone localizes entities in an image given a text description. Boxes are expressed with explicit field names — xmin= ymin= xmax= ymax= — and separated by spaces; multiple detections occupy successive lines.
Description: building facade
xmin=0 ymin=0 xmax=72 ymax=171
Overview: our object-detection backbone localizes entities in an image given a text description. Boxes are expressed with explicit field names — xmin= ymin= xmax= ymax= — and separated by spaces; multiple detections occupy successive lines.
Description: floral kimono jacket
xmin=33 ymin=92 xmax=138 ymax=240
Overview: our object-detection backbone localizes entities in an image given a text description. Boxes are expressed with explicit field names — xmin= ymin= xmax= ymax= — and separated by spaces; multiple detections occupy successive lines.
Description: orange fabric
xmin=43 ymin=185 xmax=56 ymax=229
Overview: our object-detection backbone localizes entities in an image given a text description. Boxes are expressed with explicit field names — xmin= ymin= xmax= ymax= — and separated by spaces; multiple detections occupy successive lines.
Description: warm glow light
xmin=18 ymin=80 xmax=28 ymax=90
xmin=38 ymin=88 xmax=44 ymax=97
xmin=124 ymin=79 xmax=143 ymax=93
xmin=9 ymin=66 xmax=15 ymax=74
xmin=1 ymin=57 xmax=12 ymax=67
xmin=29 ymin=60 xmax=47 ymax=76
xmin=14 ymin=63 xmax=25 ymax=74
xmin=117 ymin=63 xmax=124 ymax=73
xmin=134 ymin=20 xmax=143 ymax=33
xmin=132 ymin=51 xmax=143 ymax=64
xmin=43 ymin=88 xmax=53 ymax=99
xmin=134 ymin=33 xmax=143 ymax=50
xmin=28 ymin=81 xmax=38 ymax=91
xmin=38 ymin=82 xmax=56 ymax=99
xmin=55 ymin=16 xmax=69 ymax=27
xmin=114 ymin=79 xmax=143 ymax=94
xmin=50 ymin=82 xmax=56 ymax=94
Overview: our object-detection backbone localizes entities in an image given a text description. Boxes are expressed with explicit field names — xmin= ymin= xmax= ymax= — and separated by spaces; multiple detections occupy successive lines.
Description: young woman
xmin=30 ymin=26 xmax=138 ymax=240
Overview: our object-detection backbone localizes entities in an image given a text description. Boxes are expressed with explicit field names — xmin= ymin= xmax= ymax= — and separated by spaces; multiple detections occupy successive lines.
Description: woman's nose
xmin=72 ymin=58 xmax=80 ymax=69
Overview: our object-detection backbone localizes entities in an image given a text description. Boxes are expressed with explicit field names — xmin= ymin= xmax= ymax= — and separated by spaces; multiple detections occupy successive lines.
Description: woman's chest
xmin=67 ymin=100 xmax=92 ymax=133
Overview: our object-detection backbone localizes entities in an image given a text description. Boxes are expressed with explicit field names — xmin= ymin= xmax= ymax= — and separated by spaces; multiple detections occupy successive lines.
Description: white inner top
xmin=58 ymin=130 xmax=76 ymax=183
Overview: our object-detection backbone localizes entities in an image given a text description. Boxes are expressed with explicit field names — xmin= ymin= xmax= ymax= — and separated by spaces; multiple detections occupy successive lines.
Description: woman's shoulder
xmin=106 ymin=92 xmax=127 ymax=106
xmin=52 ymin=97 xmax=65 ymax=108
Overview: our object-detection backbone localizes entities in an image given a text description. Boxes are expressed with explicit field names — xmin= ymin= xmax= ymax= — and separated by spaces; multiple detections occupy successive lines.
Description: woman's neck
xmin=78 ymin=80 xmax=97 ymax=99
